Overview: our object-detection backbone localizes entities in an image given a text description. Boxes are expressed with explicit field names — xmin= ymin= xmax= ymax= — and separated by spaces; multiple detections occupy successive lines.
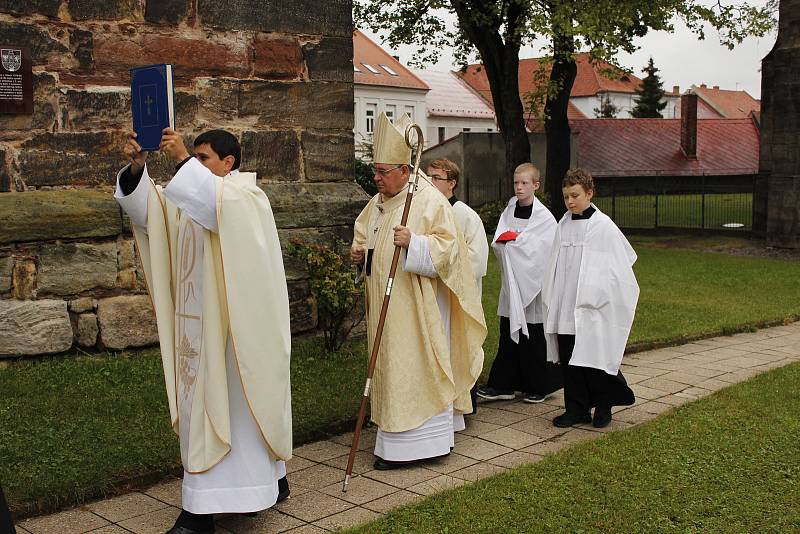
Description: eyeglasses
xmin=371 ymin=165 xmax=404 ymax=176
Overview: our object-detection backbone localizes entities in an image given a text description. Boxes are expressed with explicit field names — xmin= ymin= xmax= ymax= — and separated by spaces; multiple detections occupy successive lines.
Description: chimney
xmin=681 ymin=93 xmax=698 ymax=158
xmin=700 ymin=83 xmax=707 ymax=88
xmin=673 ymin=85 xmax=680 ymax=94
xmin=713 ymin=85 xmax=719 ymax=90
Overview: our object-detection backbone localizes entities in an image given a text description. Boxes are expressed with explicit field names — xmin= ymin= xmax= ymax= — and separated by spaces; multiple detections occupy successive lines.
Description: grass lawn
xmin=0 ymin=343 xmax=364 ymax=514
xmin=346 ymin=362 xmax=800 ymax=534
xmin=1 ymin=240 xmax=798 ymax=513
xmin=593 ymin=193 xmax=752 ymax=230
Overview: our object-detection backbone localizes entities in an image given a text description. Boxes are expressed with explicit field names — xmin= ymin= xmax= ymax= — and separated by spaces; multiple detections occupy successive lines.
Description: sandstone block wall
xmin=0 ymin=0 xmax=366 ymax=357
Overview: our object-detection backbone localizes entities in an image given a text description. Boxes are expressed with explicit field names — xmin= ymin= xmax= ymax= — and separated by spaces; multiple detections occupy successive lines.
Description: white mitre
xmin=373 ymin=112 xmax=413 ymax=164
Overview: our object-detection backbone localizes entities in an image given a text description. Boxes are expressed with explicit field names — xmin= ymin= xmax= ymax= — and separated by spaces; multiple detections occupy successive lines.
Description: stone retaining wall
xmin=0 ymin=0 xmax=366 ymax=357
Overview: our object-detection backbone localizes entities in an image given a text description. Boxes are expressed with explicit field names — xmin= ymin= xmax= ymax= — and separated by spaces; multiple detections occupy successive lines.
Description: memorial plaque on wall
xmin=0 ymin=45 xmax=33 ymax=115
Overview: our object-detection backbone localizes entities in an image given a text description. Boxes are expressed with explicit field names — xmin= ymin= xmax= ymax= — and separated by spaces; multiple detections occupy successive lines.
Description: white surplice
xmin=543 ymin=205 xmax=640 ymax=376
xmin=452 ymin=200 xmax=489 ymax=296
xmin=372 ymin=233 xmax=463 ymax=461
xmin=115 ymin=162 xmax=285 ymax=514
xmin=492 ymin=197 xmax=558 ymax=343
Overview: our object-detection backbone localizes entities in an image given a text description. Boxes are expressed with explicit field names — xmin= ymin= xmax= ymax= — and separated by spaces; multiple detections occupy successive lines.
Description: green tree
xmin=354 ymin=1 xmax=774 ymax=219
xmin=630 ymin=57 xmax=668 ymax=118
xmin=594 ymin=92 xmax=620 ymax=118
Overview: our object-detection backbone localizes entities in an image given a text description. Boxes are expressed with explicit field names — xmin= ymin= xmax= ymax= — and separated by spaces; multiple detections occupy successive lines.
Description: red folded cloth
xmin=496 ymin=230 xmax=519 ymax=243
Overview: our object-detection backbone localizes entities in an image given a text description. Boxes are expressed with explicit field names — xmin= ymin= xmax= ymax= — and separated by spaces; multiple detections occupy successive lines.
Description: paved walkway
xmin=16 ymin=322 xmax=800 ymax=534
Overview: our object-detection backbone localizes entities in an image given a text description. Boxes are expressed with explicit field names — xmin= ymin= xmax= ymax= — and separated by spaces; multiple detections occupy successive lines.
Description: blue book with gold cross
xmin=130 ymin=64 xmax=175 ymax=151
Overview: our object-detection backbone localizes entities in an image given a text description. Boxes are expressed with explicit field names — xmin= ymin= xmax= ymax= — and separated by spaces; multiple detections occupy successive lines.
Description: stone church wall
xmin=757 ymin=0 xmax=800 ymax=247
xmin=0 ymin=0 xmax=366 ymax=356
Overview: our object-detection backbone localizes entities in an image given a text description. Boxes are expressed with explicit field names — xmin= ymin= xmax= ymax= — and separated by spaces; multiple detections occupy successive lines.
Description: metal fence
xmin=591 ymin=175 xmax=756 ymax=232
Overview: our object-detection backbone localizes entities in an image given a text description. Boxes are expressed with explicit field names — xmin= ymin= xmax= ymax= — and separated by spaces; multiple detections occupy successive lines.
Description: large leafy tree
xmin=355 ymin=0 xmax=774 ymax=218
xmin=630 ymin=57 xmax=668 ymax=118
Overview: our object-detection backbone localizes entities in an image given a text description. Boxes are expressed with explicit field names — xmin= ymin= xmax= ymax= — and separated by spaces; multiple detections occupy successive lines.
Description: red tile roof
xmin=413 ymin=69 xmax=495 ymax=119
xmin=353 ymin=30 xmax=429 ymax=91
xmin=525 ymin=104 xmax=586 ymax=131
xmin=572 ymin=118 xmax=759 ymax=177
xmin=457 ymin=53 xmax=645 ymax=107
xmin=691 ymin=85 xmax=760 ymax=119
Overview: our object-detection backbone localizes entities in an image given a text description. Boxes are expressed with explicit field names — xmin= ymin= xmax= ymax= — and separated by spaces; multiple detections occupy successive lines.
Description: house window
xmin=381 ymin=65 xmax=399 ymax=76
xmin=385 ymin=104 xmax=396 ymax=123
xmin=366 ymin=104 xmax=377 ymax=135
xmin=362 ymin=63 xmax=381 ymax=74
xmin=404 ymin=105 xmax=414 ymax=121
xmin=438 ymin=127 xmax=445 ymax=144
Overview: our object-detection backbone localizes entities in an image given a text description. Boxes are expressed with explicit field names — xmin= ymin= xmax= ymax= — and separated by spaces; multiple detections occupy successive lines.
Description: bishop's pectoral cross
xmin=144 ymin=95 xmax=154 ymax=116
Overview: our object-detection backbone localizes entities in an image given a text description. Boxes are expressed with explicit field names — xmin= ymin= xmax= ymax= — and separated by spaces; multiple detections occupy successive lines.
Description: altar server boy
xmin=476 ymin=163 xmax=560 ymax=404
xmin=544 ymin=168 xmax=637 ymax=428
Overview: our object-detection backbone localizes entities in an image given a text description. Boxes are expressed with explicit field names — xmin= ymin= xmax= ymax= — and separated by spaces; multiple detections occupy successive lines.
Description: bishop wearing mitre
xmin=114 ymin=128 xmax=292 ymax=534
xmin=350 ymin=113 xmax=487 ymax=469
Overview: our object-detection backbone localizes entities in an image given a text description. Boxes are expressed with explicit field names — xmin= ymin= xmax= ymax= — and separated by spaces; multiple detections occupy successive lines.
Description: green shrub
xmin=355 ymin=158 xmax=377 ymax=196
xmin=476 ymin=200 xmax=506 ymax=234
xmin=288 ymin=239 xmax=365 ymax=353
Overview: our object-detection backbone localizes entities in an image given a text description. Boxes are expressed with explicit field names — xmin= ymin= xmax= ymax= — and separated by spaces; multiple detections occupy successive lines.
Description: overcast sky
xmin=361 ymin=1 xmax=777 ymax=99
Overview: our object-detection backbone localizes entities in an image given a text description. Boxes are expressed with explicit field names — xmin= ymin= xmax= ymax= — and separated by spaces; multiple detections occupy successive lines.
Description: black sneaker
xmin=522 ymin=393 xmax=547 ymax=404
xmin=592 ymin=406 xmax=612 ymax=428
xmin=475 ymin=386 xmax=515 ymax=401
xmin=552 ymin=411 xmax=592 ymax=428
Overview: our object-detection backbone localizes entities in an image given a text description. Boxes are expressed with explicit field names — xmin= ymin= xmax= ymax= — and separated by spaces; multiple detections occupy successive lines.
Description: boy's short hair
xmin=513 ymin=162 xmax=540 ymax=182
xmin=194 ymin=129 xmax=241 ymax=170
xmin=563 ymin=168 xmax=594 ymax=193
xmin=428 ymin=158 xmax=461 ymax=190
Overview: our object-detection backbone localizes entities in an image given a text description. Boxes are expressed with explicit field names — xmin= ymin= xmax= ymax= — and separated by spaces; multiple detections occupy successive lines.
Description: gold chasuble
xmin=133 ymin=171 xmax=292 ymax=473
xmin=353 ymin=177 xmax=487 ymax=433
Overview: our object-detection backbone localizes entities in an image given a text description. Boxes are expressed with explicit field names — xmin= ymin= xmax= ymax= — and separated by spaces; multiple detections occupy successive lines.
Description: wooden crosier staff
xmin=342 ymin=123 xmax=425 ymax=492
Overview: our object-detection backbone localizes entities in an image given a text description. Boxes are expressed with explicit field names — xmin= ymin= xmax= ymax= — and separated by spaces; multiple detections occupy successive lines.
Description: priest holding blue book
xmin=114 ymin=127 xmax=292 ymax=534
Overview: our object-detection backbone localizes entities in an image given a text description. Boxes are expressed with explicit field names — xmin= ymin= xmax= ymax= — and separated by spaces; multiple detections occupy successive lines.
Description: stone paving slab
xmin=13 ymin=322 xmax=800 ymax=532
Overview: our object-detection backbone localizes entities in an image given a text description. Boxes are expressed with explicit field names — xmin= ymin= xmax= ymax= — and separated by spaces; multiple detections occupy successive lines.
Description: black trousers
xmin=558 ymin=334 xmax=635 ymax=415
xmin=487 ymin=317 xmax=561 ymax=396
xmin=0 ymin=486 xmax=15 ymax=534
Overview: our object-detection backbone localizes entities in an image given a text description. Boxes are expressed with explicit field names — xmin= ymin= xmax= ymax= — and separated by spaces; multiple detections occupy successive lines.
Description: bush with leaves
xmin=355 ymin=158 xmax=377 ymax=196
xmin=288 ymin=238 xmax=365 ymax=353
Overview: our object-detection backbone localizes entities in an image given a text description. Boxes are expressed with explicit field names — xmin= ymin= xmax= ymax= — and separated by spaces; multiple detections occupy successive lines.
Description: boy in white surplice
xmin=115 ymin=129 xmax=292 ymax=534
xmin=543 ymin=168 xmax=638 ymax=429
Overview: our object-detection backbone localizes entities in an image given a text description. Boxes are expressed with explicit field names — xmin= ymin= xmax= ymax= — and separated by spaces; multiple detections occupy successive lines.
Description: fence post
xmin=701 ymin=174 xmax=706 ymax=231
xmin=654 ymin=176 xmax=659 ymax=229
xmin=611 ymin=177 xmax=616 ymax=221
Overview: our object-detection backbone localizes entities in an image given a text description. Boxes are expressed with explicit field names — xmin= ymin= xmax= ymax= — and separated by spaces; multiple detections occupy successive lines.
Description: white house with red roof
xmin=412 ymin=70 xmax=497 ymax=146
xmin=679 ymin=84 xmax=760 ymax=119
xmin=457 ymin=53 xmax=680 ymax=120
xmin=353 ymin=30 xmax=429 ymax=153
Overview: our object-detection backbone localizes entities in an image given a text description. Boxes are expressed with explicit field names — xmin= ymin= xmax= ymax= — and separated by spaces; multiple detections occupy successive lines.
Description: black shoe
xmin=374 ymin=457 xmax=416 ymax=470
xmin=523 ymin=393 xmax=547 ymax=404
xmin=475 ymin=386 xmax=515 ymax=401
xmin=277 ymin=476 xmax=290 ymax=503
xmin=167 ymin=510 xmax=214 ymax=534
xmin=552 ymin=412 xmax=592 ymax=428
xmin=593 ymin=406 xmax=612 ymax=428
xmin=467 ymin=386 xmax=478 ymax=415
xmin=166 ymin=526 xmax=214 ymax=534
